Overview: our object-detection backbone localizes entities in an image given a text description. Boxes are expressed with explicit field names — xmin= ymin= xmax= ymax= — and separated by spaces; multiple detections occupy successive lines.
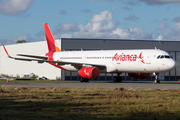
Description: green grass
xmin=0 ymin=87 xmax=180 ymax=120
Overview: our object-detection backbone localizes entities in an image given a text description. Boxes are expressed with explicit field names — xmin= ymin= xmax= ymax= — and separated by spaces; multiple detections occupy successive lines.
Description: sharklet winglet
xmin=3 ymin=45 xmax=10 ymax=57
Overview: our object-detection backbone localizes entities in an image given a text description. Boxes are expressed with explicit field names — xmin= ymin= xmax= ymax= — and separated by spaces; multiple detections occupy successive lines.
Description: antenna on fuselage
xmin=155 ymin=47 xmax=160 ymax=50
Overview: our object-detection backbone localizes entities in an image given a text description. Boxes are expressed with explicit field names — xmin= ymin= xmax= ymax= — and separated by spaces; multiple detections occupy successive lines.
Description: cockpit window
xmin=165 ymin=55 xmax=170 ymax=58
xmin=157 ymin=55 xmax=171 ymax=59
xmin=170 ymin=55 xmax=173 ymax=59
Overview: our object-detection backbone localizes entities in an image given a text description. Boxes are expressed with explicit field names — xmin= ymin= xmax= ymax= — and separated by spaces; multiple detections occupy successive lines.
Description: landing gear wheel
xmin=84 ymin=78 xmax=89 ymax=82
xmin=113 ymin=76 xmax=122 ymax=82
xmin=80 ymin=77 xmax=84 ymax=82
xmin=113 ymin=76 xmax=117 ymax=82
xmin=153 ymin=73 xmax=160 ymax=84
xmin=80 ymin=78 xmax=89 ymax=82
xmin=154 ymin=79 xmax=157 ymax=84
xmin=157 ymin=79 xmax=160 ymax=83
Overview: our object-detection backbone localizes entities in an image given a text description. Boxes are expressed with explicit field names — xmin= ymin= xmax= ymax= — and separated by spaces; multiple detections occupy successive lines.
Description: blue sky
xmin=0 ymin=0 xmax=180 ymax=45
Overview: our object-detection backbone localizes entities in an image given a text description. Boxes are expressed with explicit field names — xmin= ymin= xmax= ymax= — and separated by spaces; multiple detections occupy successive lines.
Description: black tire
xmin=118 ymin=77 xmax=122 ymax=82
xmin=80 ymin=77 xmax=84 ymax=82
xmin=157 ymin=79 xmax=160 ymax=83
xmin=85 ymin=79 xmax=89 ymax=82
xmin=113 ymin=77 xmax=122 ymax=82
xmin=80 ymin=78 xmax=89 ymax=82
xmin=113 ymin=76 xmax=117 ymax=82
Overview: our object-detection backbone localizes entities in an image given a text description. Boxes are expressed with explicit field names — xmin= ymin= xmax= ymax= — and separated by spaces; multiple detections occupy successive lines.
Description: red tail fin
xmin=44 ymin=23 xmax=61 ymax=52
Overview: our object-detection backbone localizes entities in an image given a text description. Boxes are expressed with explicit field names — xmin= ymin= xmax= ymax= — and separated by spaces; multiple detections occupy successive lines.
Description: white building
xmin=0 ymin=40 xmax=61 ymax=80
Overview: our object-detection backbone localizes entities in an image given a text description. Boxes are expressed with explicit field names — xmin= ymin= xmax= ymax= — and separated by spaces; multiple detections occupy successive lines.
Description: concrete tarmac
xmin=0 ymin=82 xmax=180 ymax=89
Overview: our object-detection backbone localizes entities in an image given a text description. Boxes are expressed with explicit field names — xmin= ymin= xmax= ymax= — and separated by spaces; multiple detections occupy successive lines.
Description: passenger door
xmin=146 ymin=52 xmax=153 ymax=64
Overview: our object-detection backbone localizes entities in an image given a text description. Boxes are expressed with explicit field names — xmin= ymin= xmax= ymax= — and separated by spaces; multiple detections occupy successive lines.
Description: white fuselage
xmin=52 ymin=49 xmax=177 ymax=74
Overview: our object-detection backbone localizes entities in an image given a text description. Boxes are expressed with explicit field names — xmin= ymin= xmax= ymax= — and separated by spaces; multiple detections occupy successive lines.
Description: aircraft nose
xmin=169 ymin=60 xmax=177 ymax=71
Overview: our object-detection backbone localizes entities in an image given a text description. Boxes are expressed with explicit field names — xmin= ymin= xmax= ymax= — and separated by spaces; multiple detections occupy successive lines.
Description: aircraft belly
xmin=61 ymin=65 xmax=78 ymax=72
xmin=115 ymin=62 xmax=157 ymax=73
xmin=116 ymin=62 xmax=143 ymax=72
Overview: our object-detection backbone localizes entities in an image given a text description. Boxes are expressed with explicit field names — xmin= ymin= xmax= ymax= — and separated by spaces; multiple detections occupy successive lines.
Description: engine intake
xmin=78 ymin=67 xmax=100 ymax=79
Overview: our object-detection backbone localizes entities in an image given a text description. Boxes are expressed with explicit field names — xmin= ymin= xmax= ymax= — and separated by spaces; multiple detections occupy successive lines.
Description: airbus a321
xmin=3 ymin=23 xmax=177 ymax=83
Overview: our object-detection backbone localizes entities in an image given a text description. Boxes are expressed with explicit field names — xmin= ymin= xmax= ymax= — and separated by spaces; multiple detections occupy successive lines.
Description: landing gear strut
xmin=153 ymin=73 xmax=160 ymax=84
xmin=113 ymin=73 xmax=122 ymax=82
xmin=80 ymin=77 xmax=89 ymax=82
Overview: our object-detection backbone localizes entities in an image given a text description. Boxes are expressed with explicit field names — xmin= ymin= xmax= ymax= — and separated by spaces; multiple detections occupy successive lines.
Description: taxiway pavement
xmin=0 ymin=82 xmax=180 ymax=89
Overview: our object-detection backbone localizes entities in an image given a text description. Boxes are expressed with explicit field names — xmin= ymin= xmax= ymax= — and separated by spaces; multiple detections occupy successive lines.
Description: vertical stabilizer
xmin=44 ymin=23 xmax=61 ymax=52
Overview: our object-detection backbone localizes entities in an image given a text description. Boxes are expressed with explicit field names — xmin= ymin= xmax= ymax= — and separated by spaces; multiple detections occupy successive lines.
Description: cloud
xmin=81 ymin=9 xmax=91 ymax=13
xmin=156 ymin=35 xmax=163 ymax=40
xmin=172 ymin=16 xmax=180 ymax=22
xmin=87 ymin=0 xmax=180 ymax=6
xmin=154 ymin=23 xmax=169 ymax=40
xmin=0 ymin=0 xmax=34 ymax=15
xmin=111 ymin=7 xmax=115 ymax=11
xmin=154 ymin=22 xmax=180 ymax=41
xmin=35 ymin=31 xmax=46 ymax=41
xmin=124 ymin=15 xmax=139 ymax=22
xmin=60 ymin=9 xmax=67 ymax=15
xmin=0 ymin=34 xmax=35 ymax=45
xmin=125 ymin=1 xmax=140 ymax=5
xmin=54 ymin=34 xmax=72 ymax=39
xmin=54 ymin=10 xmax=152 ymax=40
xmin=164 ymin=22 xmax=180 ymax=40
xmin=138 ymin=0 xmax=180 ymax=5
xmin=112 ymin=27 xmax=152 ymax=39
xmin=87 ymin=0 xmax=115 ymax=1
xmin=122 ymin=7 xmax=132 ymax=10
xmin=55 ymin=21 xmax=77 ymax=33
xmin=156 ymin=23 xmax=170 ymax=31
xmin=91 ymin=11 xmax=113 ymax=22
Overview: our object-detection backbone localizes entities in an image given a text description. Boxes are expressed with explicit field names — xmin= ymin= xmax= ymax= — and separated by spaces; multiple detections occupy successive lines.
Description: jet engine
xmin=128 ymin=73 xmax=150 ymax=79
xmin=78 ymin=67 xmax=100 ymax=79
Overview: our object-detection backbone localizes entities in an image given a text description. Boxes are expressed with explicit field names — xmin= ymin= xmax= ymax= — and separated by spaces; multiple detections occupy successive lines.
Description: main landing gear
xmin=153 ymin=73 xmax=160 ymax=84
xmin=113 ymin=73 xmax=122 ymax=82
xmin=80 ymin=77 xmax=89 ymax=82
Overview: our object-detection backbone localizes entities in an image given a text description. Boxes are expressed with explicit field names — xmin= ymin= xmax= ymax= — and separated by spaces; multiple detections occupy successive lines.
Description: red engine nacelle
xmin=128 ymin=73 xmax=150 ymax=79
xmin=78 ymin=67 xmax=100 ymax=79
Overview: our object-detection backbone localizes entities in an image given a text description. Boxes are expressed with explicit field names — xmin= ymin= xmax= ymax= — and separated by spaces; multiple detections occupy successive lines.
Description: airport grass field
xmin=0 ymin=86 xmax=180 ymax=120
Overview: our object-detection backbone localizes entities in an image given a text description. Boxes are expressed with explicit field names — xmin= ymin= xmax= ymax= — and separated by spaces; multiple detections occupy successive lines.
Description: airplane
xmin=3 ymin=23 xmax=177 ymax=84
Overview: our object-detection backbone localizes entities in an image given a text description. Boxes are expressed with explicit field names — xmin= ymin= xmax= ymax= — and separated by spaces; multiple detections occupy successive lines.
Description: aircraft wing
xmin=17 ymin=54 xmax=48 ymax=60
xmin=47 ymin=60 xmax=106 ymax=69
xmin=3 ymin=45 xmax=106 ymax=69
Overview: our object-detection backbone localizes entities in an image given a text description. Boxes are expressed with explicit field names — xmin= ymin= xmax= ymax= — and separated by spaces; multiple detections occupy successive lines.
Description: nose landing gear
xmin=153 ymin=73 xmax=160 ymax=84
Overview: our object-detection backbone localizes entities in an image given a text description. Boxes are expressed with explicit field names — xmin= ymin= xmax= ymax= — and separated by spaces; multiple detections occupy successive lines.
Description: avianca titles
xmin=3 ymin=23 xmax=177 ymax=84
